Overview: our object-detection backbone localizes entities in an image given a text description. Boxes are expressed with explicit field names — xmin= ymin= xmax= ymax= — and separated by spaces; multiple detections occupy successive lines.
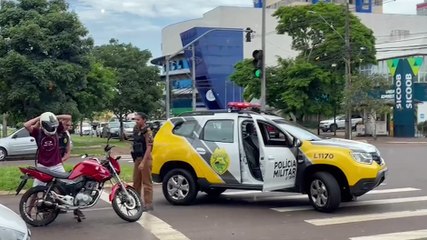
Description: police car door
xmin=251 ymin=115 xmax=297 ymax=191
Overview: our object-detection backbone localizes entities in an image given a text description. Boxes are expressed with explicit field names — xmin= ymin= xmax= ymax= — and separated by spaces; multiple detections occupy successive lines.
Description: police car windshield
xmin=273 ymin=120 xmax=321 ymax=141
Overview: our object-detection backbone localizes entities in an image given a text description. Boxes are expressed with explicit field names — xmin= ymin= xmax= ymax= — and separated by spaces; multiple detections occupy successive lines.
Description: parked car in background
xmin=123 ymin=121 xmax=136 ymax=140
xmin=319 ymin=114 xmax=363 ymax=132
xmin=96 ymin=122 xmax=108 ymax=137
xmin=0 ymin=128 xmax=37 ymax=161
xmin=0 ymin=203 xmax=31 ymax=240
xmin=101 ymin=121 xmax=120 ymax=138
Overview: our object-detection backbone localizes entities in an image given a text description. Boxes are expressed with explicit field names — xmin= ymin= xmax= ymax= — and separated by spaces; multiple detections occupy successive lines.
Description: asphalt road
xmin=1 ymin=143 xmax=427 ymax=240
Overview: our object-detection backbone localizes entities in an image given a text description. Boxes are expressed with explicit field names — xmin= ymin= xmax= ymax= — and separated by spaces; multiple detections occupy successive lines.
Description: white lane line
xmin=305 ymin=209 xmax=427 ymax=226
xmin=244 ymin=187 xmax=420 ymax=202
xmin=100 ymin=192 xmax=190 ymax=240
xmin=272 ymin=195 xmax=427 ymax=212
xmin=350 ymin=229 xmax=427 ymax=240
xmin=223 ymin=190 xmax=263 ymax=196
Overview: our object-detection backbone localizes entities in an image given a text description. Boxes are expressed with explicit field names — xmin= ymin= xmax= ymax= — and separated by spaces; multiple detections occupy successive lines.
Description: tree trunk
xmin=2 ymin=114 xmax=8 ymax=138
xmin=333 ymin=104 xmax=337 ymax=136
xmin=119 ymin=114 xmax=124 ymax=141
xmin=317 ymin=112 xmax=320 ymax=136
xmin=79 ymin=119 xmax=83 ymax=136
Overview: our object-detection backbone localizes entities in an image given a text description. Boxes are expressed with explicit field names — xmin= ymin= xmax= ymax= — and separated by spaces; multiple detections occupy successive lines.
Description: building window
xmin=202 ymin=120 xmax=234 ymax=143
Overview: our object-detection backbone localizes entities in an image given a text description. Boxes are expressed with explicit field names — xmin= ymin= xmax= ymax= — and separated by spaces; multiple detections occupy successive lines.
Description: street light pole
xmin=260 ymin=1 xmax=267 ymax=111
xmin=309 ymin=6 xmax=352 ymax=139
xmin=191 ymin=43 xmax=196 ymax=111
xmin=344 ymin=0 xmax=352 ymax=140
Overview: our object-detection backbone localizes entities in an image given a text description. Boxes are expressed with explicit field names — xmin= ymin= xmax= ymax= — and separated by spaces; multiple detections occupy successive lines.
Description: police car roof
xmin=177 ymin=109 xmax=265 ymax=117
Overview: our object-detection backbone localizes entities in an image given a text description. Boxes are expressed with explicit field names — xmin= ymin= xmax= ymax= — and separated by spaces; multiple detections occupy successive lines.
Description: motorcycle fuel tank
xmin=68 ymin=160 xmax=112 ymax=182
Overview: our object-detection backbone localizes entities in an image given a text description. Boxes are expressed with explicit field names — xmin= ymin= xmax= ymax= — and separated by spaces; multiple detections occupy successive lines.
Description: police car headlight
xmin=352 ymin=151 xmax=373 ymax=164
xmin=0 ymin=226 xmax=27 ymax=240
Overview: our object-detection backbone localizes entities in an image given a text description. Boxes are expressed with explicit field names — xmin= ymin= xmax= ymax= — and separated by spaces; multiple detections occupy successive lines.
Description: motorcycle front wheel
xmin=19 ymin=186 xmax=60 ymax=227
xmin=112 ymin=187 xmax=143 ymax=222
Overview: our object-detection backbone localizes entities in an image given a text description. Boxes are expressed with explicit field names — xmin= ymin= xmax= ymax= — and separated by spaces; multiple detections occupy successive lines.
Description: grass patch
xmin=0 ymin=164 xmax=134 ymax=192
xmin=70 ymin=135 xmax=131 ymax=156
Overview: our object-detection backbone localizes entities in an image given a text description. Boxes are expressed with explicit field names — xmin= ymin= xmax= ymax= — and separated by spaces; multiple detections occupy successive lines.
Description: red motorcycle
xmin=15 ymin=138 xmax=143 ymax=226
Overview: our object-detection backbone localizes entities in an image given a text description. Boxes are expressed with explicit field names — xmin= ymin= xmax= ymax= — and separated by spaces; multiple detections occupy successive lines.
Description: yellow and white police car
xmin=152 ymin=104 xmax=387 ymax=212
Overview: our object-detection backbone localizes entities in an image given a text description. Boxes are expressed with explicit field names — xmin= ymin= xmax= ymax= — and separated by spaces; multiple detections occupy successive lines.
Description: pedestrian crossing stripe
xmin=350 ymin=229 xmax=427 ymax=240
xmin=305 ymin=209 xmax=427 ymax=226
xmin=271 ymin=195 xmax=427 ymax=212
xmin=235 ymin=187 xmax=420 ymax=202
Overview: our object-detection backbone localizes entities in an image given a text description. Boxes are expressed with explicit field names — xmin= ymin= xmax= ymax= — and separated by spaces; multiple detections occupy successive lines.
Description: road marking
xmin=100 ymin=192 xmax=190 ymax=240
xmin=243 ymin=187 xmax=420 ymax=202
xmin=305 ymin=209 xmax=427 ymax=226
xmin=350 ymin=229 xmax=427 ymax=240
xmin=271 ymin=195 xmax=427 ymax=212
xmin=223 ymin=190 xmax=263 ymax=196
xmin=82 ymin=207 xmax=111 ymax=212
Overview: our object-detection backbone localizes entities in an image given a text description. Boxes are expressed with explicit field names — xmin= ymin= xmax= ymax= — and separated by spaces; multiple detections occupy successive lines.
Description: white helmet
xmin=40 ymin=112 xmax=59 ymax=135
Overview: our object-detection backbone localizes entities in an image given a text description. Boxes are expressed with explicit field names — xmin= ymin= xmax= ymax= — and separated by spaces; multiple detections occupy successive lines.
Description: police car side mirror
xmin=293 ymin=138 xmax=302 ymax=148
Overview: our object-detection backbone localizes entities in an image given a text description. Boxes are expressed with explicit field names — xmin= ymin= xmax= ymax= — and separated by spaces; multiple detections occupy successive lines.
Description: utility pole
xmin=344 ymin=0 xmax=352 ymax=140
xmin=260 ymin=0 xmax=267 ymax=111
xmin=191 ymin=43 xmax=196 ymax=111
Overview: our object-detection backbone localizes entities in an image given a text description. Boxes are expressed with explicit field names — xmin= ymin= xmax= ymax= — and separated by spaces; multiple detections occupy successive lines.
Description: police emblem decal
xmin=210 ymin=148 xmax=230 ymax=175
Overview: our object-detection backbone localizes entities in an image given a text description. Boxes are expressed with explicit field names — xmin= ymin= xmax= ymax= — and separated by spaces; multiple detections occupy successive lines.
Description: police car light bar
xmin=227 ymin=102 xmax=261 ymax=110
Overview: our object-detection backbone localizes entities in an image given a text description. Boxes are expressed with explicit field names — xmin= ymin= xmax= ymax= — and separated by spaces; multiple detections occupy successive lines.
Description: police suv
xmin=152 ymin=103 xmax=388 ymax=212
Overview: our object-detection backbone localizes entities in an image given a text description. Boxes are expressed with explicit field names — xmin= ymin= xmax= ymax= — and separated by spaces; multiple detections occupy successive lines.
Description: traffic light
xmin=252 ymin=50 xmax=263 ymax=78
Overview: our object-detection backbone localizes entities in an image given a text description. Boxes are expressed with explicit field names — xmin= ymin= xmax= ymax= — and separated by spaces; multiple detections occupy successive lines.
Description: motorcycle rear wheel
xmin=112 ymin=187 xmax=143 ymax=222
xmin=19 ymin=186 xmax=60 ymax=227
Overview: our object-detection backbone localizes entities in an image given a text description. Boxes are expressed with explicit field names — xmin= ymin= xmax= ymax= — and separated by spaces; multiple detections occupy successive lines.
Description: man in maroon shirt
xmin=24 ymin=112 xmax=71 ymax=173
xmin=24 ymin=112 xmax=85 ymax=219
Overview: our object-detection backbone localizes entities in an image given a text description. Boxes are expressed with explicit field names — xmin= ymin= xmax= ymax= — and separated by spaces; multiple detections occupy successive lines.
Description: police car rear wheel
xmin=308 ymin=172 xmax=341 ymax=212
xmin=163 ymin=169 xmax=198 ymax=205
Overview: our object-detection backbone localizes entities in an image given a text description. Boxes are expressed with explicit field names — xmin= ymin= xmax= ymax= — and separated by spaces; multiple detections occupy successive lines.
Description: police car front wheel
xmin=308 ymin=172 xmax=341 ymax=212
xmin=162 ymin=169 xmax=198 ymax=205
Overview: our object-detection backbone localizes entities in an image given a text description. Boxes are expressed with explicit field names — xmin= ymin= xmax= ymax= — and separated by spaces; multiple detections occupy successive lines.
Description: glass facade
xmin=180 ymin=27 xmax=244 ymax=110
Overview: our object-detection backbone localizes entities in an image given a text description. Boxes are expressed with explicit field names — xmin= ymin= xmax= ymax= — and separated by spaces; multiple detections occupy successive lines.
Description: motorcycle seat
xmin=34 ymin=167 xmax=71 ymax=179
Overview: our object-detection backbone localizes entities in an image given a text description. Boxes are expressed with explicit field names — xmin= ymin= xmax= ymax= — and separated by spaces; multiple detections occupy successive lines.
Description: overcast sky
xmin=68 ymin=0 xmax=425 ymax=59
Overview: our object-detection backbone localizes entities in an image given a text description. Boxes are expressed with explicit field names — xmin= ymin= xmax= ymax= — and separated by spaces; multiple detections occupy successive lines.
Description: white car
xmin=319 ymin=114 xmax=363 ymax=132
xmin=0 ymin=203 xmax=31 ymax=240
xmin=0 ymin=128 xmax=38 ymax=161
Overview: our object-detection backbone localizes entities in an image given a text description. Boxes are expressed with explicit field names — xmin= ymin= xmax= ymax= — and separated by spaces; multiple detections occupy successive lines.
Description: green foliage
xmin=273 ymin=3 xmax=376 ymax=73
xmin=93 ymin=39 xmax=162 ymax=117
xmin=75 ymin=59 xmax=117 ymax=120
xmin=230 ymin=58 xmax=338 ymax=119
xmin=0 ymin=0 xmax=93 ymax=120
xmin=346 ymin=74 xmax=392 ymax=115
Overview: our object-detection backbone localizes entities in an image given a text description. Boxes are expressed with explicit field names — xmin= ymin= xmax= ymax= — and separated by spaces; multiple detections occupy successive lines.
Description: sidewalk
xmin=320 ymin=131 xmax=427 ymax=144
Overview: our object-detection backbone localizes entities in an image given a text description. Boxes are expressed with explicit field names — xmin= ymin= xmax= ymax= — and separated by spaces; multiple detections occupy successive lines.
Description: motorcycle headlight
xmin=352 ymin=151 xmax=373 ymax=165
xmin=0 ymin=226 xmax=27 ymax=240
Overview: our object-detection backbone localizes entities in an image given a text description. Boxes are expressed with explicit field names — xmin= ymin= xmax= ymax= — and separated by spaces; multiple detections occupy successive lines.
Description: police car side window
xmin=202 ymin=120 xmax=234 ymax=143
xmin=172 ymin=121 xmax=197 ymax=138
xmin=257 ymin=122 xmax=290 ymax=147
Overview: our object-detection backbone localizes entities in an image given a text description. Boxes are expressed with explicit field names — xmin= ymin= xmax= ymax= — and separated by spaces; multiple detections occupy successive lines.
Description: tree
xmin=0 ymin=0 xmax=93 ymax=121
xmin=93 ymin=39 xmax=162 ymax=140
xmin=273 ymin=2 xmax=377 ymax=120
xmin=230 ymin=58 xmax=336 ymax=122
xmin=273 ymin=3 xmax=376 ymax=74
xmin=75 ymin=58 xmax=117 ymax=134
xmin=346 ymin=74 xmax=392 ymax=140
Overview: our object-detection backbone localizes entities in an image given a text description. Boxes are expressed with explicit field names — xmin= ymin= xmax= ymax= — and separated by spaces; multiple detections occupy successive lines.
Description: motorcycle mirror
xmin=81 ymin=154 xmax=88 ymax=159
